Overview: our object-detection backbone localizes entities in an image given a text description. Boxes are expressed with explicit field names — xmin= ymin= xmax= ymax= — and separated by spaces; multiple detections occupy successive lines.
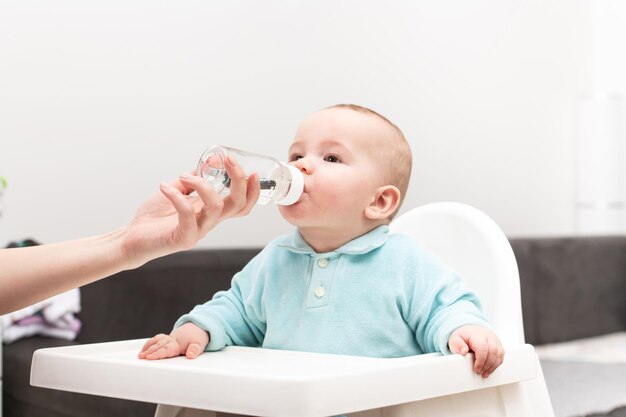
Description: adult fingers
xmin=166 ymin=170 xmax=199 ymax=195
xmin=177 ymin=175 xmax=224 ymax=238
xmin=160 ymin=181 xmax=198 ymax=241
xmin=180 ymin=174 xmax=223 ymax=213
xmin=236 ymin=173 xmax=260 ymax=216
xmin=180 ymin=174 xmax=227 ymax=235
xmin=222 ymin=155 xmax=249 ymax=216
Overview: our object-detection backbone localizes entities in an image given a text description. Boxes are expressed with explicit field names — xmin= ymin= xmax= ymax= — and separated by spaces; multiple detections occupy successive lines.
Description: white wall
xmin=0 ymin=1 xmax=592 ymax=248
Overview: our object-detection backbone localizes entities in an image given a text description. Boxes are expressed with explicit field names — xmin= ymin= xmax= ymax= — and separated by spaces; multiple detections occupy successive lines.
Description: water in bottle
xmin=197 ymin=145 xmax=304 ymax=205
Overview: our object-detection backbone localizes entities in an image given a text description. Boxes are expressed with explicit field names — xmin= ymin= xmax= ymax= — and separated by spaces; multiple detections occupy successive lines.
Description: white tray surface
xmin=31 ymin=339 xmax=537 ymax=417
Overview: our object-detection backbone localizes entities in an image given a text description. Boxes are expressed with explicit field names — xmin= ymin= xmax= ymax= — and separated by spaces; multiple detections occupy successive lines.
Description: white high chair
xmin=384 ymin=202 xmax=555 ymax=416
xmin=30 ymin=202 xmax=555 ymax=417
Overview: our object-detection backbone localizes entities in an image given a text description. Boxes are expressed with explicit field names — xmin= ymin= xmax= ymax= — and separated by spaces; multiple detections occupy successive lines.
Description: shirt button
xmin=317 ymin=258 xmax=329 ymax=268
xmin=314 ymin=286 xmax=326 ymax=298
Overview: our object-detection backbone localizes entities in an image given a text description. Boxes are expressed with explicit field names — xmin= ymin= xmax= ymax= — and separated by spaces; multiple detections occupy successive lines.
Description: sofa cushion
xmin=510 ymin=237 xmax=626 ymax=345
xmin=76 ymin=248 xmax=260 ymax=343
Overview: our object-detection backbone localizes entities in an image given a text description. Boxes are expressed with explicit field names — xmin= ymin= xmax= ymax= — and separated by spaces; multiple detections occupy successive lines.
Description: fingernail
xmin=180 ymin=174 xmax=191 ymax=180
xmin=160 ymin=182 xmax=170 ymax=189
xmin=226 ymin=155 xmax=238 ymax=166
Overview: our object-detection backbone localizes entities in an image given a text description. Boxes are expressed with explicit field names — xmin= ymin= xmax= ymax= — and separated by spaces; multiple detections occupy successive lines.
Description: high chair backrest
xmin=390 ymin=202 xmax=525 ymax=346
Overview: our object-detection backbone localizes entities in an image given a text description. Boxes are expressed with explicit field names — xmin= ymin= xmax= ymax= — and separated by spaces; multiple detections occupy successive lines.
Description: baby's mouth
xmin=293 ymin=189 xmax=307 ymax=204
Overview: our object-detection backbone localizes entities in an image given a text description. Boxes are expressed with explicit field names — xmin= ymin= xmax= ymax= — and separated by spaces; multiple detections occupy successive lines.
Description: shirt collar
xmin=277 ymin=225 xmax=389 ymax=256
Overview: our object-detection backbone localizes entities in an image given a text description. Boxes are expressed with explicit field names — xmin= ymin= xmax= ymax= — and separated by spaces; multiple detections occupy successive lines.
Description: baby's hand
xmin=448 ymin=325 xmax=504 ymax=378
xmin=138 ymin=322 xmax=209 ymax=360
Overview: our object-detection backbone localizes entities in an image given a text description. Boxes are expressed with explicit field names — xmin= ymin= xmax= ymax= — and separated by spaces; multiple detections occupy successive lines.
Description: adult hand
xmin=121 ymin=156 xmax=260 ymax=268
xmin=0 ymin=157 xmax=259 ymax=315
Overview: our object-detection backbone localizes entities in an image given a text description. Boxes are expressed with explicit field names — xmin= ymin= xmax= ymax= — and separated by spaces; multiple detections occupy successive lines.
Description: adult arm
xmin=0 ymin=156 xmax=259 ymax=315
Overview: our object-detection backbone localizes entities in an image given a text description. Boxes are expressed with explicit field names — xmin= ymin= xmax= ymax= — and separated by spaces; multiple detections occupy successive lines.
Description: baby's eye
xmin=324 ymin=154 xmax=341 ymax=163
xmin=290 ymin=154 xmax=303 ymax=162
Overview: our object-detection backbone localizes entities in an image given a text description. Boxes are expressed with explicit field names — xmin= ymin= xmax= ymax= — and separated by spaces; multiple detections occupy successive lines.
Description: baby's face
xmin=279 ymin=108 xmax=387 ymax=234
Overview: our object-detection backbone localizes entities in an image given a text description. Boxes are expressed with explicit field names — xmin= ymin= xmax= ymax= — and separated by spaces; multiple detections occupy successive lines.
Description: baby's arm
xmin=448 ymin=325 xmax=504 ymax=378
xmin=138 ymin=322 xmax=209 ymax=360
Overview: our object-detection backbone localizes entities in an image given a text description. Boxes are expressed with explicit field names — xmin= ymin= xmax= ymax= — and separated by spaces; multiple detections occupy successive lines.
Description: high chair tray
xmin=31 ymin=339 xmax=537 ymax=417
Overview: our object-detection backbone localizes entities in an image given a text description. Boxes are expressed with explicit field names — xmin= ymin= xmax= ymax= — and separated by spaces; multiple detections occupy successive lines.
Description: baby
xmin=139 ymin=104 xmax=504 ymax=380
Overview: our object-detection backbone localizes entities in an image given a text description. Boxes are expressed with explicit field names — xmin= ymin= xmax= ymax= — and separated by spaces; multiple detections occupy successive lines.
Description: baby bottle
xmin=197 ymin=145 xmax=304 ymax=205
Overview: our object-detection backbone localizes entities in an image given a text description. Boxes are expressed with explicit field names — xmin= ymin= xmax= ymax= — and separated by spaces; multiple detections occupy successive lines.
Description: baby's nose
xmin=293 ymin=157 xmax=312 ymax=174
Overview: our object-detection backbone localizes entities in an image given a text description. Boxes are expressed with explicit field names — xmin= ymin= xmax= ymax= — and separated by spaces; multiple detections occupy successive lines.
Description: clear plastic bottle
xmin=197 ymin=145 xmax=304 ymax=205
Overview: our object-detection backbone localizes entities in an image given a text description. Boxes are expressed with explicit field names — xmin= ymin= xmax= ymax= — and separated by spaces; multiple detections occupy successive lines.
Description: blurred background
xmin=1 ymin=0 xmax=625 ymax=248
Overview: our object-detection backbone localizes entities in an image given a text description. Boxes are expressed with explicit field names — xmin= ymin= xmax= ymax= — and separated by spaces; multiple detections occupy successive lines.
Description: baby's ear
xmin=364 ymin=185 xmax=401 ymax=221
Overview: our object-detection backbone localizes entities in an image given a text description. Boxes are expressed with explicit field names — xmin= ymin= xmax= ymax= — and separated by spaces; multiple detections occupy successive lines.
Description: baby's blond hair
xmin=327 ymin=104 xmax=412 ymax=217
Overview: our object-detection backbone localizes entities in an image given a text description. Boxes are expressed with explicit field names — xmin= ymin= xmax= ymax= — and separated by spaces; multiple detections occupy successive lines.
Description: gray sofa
xmin=3 ymin=237 xmax=626 ymax=417
xmin=513 ymin=237 xmax=626 ymax=417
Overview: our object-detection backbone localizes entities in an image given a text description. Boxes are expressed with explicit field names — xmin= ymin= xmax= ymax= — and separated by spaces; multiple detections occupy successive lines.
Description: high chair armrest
xmin=31 ymin=339 xmax=537 ymax=417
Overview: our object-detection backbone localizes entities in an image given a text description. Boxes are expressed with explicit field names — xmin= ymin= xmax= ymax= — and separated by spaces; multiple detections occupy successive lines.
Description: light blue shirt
xmin=175 ymin=225 xmax=489 ymax=358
